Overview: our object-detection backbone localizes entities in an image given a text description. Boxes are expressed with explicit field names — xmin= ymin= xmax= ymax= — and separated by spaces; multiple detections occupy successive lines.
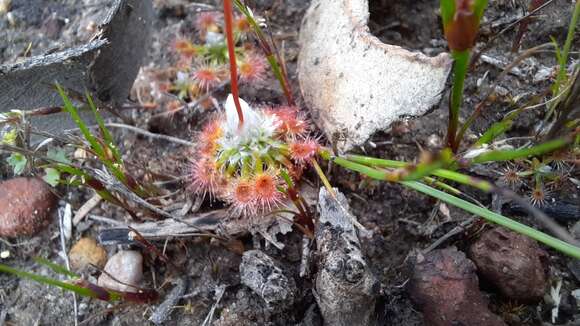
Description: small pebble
xmin=0 ymin=177 xmax=57 ymax=237
xmin=426 ymin=134 xmax=442 ymax=149
xmin=469 ymin=227 xmax=548 ymax=302
xmin=0 ymin=0 xmax=11 ymax=14
xmin=69 ymin=237 xmax=108 ymax=271
xmin=97 ymin=250 xmax=143 ymax=293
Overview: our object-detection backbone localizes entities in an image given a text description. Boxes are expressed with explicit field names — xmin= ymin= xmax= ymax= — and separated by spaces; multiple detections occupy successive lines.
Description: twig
xmin=423 ymin=217 xmax=475 ymax=254
xmin=73 ymin=194 xmax=102 ymax=225
xmin=89 ymin=167 xmax=222 ymax=239
xmin=58 ymin=205 xmax=78 ymax=326
xmin=87 ymin=214 xmax=126 ymax=226
xmin=149 ymin=278 xmax=187 ymax=325
xmin=471 ymin=0 xmax=555 ymax=65
xmin=201 ymin=284 xmax=226 ymax=326
xmin=149 ymin=81 xmax=228 ymax=119
xmin=0 ymin=106 xmax=63 ymax=126
xmin=185 ymin=2 xmax=217 ymax=10
xmin=101 ymin=123 xmax=194 ymax=146
xmin=96 ymin=210 xmax=233 ymax=246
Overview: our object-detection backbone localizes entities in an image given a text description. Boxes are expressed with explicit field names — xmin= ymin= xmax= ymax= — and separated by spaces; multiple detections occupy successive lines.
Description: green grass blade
xmin=471 ymin=138 xmax=569 ymax=163
xmin=85 ymin=92 xmax=121 ymax=163
xmin=447 ymin=50 xmax=471 ymax=150
xmin=440 ymin=0 xmax=456 ymax=26
xmin=0 ymin=263 xmax=108 ymax=299
xmin=345 ymin=154 xmax=407 ymax=168
xmin=473 ymin=0 xmax=489 ymax=20
xmin=33 ymin=257 xmax=79 ymax=279
xmin=474 ymin=118 xmax=514 ymax=146
xmin=56 ymin=85 xmax=105 ymax=158
xmin=401 ymin=181 xmax=580 ymax=259
xmin=554 ymin=0 xmax=580 ymax=95
xmin=328 ymin=155 xmax=580 ymax=258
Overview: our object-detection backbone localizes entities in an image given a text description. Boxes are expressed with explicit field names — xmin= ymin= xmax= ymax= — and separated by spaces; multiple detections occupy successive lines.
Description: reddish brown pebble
xmin=0 ymin=177 xmax=57 ymax=237
xmin=408 ymin=248 xmax=506 ymax=326
xmin=469 ymin=226 xmax=548 ymax=302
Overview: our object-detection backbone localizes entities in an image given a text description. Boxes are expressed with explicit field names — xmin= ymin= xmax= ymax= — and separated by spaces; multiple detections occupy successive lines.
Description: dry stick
xmin=58 ymin=206 xmax=79 ymax=326
xmin=470 ymin=0 xmax=555 ymax=66
xmin=201 ymin=284 xmax=226 ymax=326
xmin=87 ymin=168 xmax=225 ymax=241
xmin=423 ymin=217 xmax=475 ymax=254
xmin=0 ymin=106 xmax=63 ymax=126
xmin=73 ymin=194 xmax=102 ymax=226
xmin=149 ymin=81 xmax=229 ymax=119
xmin=102 ymin=123 xmax=194 ymax=146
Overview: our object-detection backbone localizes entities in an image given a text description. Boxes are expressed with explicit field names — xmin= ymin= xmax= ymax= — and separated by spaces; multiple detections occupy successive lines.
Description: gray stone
xmin=239 ymin=250 xmax=296 ymax=310
xmin=97 ymin=250 xmax=143 ymax=293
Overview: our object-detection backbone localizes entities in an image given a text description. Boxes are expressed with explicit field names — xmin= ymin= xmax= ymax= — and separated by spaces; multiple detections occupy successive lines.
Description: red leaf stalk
xmin=223 ymin=0 xmax=244 ymax=126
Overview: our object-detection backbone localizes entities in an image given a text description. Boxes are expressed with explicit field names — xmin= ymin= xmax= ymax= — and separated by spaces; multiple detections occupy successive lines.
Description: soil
xmin=1 ymin=0 xmax=579 ymax=325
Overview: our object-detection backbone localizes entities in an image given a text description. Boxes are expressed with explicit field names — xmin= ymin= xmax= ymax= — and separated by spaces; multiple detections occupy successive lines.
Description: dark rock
xmin=0 ymin=177 xmax=57 ymax=237
xmin=469 ymin=227 xmax=548 ymax=302
xmin=407 ymin=247 xmax=506 ymax=326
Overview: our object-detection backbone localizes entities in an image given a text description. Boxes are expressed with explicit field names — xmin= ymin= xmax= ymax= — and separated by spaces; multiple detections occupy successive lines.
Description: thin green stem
xmin=554 ymin=0 xmax=580 ymax=96
xmin=310 ymin=158 xmax=336 ymax=197
xmin=470 ymin=138 xmax=569 ymax=164
xmin=447 ymin=50 xmax=471 ymax=152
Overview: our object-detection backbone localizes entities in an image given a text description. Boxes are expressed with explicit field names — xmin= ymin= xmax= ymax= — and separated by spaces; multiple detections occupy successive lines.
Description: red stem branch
xmin=223 ymin=0 xmax=244 ymax=126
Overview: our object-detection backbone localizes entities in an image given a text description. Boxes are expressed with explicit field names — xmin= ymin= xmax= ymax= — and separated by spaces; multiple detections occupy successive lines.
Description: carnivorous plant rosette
xmin=190 ymin=94 xmax=320 ymax=216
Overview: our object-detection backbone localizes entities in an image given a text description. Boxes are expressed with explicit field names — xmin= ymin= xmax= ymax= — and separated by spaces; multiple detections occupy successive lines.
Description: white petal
xmin=225 ymin=94 xmax=260 ymax=131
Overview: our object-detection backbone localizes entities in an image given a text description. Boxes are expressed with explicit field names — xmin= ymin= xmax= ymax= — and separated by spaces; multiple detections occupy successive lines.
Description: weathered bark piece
xmin=298 ymin=0 xmax=452 ymax=152
xmin=0 ymin=0 xmax=153 ymax=135
xmin=239 ymin=250 xmax=296 ymax=310
xmin=96 ymin=210 xmax=246 ymax=245
xmin=469 ymin=227 xmax=548 ymax=302
xmin=314 ymin=188 xmax=379 ymax=326
xmin=149 ymin=278 xmax=188 ymax=325
xmin=407 ymin=248 xmax=506 ymax=326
